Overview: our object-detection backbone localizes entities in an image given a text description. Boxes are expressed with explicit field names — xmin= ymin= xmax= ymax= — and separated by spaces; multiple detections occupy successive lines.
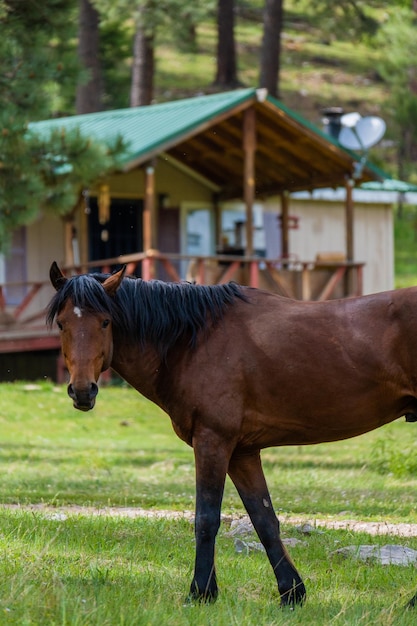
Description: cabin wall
xmin=24 ymin=212 xmax=65 ymax=317
xmin=93 ymin=159 xmax=214 ymax=205
xmin=287 ymin=199 xmax=394 ymax=295
xmin=354 ymin=202 xmax=394 ymax=294
xmin=223 ymin=195 xmax=394 ymax=295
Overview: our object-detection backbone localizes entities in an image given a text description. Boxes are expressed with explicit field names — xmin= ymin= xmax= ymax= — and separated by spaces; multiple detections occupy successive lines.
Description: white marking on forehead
xmin=73 ymin=306 xmax=83 ymax=318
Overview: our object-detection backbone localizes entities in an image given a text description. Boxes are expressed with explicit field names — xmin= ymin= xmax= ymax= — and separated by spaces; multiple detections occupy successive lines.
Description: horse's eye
xmin=102 ymin=319 xmax=110 ymax=329
xmin=57 ymin=320 xmax=63 ymax=331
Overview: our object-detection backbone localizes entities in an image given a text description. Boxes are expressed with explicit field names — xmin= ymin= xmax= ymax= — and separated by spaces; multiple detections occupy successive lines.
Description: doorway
xmin=88 ymin=197 xmax=143 ymax=272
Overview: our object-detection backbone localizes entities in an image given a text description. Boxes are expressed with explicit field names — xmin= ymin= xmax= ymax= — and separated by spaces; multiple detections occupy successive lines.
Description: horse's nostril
xmin=90 ymin=382 xmax=99 ymax=400
xmin=68 ymin=382 xmax=98 ymax=405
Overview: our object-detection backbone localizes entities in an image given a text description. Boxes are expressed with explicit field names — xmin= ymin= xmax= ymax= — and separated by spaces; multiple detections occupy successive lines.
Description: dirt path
xmin=2 ymin=503 xmax=417 ymax=537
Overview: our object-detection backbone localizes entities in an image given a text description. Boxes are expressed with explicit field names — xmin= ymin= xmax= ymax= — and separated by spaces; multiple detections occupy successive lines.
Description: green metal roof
xmin=30 ymin=88 xmax=259 ymax=167
xmin=361 ymin=179 xmax=417 ymax=192
xmin=30 ymin=88 xmax=387 ymax=195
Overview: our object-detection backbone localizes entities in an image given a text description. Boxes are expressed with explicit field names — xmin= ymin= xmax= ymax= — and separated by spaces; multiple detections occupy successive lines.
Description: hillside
xmin=154 ymin=4 xmax=393 ymax=173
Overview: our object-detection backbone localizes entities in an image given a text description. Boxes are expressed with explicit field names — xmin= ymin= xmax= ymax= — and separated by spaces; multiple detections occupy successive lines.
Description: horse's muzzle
xmin=67 ymin=382 xmax=99 ymax=411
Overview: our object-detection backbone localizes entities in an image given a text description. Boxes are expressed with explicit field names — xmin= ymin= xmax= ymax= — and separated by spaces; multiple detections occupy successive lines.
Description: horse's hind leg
xmin=228 ymin=450 xmax=306 ymax=607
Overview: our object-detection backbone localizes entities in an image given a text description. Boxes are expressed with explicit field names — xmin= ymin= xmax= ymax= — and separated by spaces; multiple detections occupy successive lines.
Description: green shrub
xmin=370 ymin=434 xmax=417 ymax=477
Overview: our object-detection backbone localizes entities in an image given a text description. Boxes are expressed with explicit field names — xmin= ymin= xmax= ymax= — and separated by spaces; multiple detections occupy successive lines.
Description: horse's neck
xmin=111 ymin=341 xmax=163 ymax=405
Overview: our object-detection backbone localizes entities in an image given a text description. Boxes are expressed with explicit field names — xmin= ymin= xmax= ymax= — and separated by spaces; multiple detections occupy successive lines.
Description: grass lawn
xmin=1 ymin=381 xmax=417 ymax=521
xmin=1 ymin=381 xmax=417 ymax=623
xmin=1 ymin=509 xmax=417 ymax=625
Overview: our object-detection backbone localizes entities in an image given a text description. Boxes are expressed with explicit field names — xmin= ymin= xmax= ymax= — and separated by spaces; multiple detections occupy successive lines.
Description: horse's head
xmin=49 ymin=262 xmax=126 ymax=411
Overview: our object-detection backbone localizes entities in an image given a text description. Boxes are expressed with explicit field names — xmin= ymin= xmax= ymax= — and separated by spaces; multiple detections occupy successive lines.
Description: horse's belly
xmin=238 ymin=407 xmax=396 ymax=449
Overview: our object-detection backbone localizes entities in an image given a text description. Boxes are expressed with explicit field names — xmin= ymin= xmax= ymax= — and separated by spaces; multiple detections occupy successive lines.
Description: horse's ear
xmin=102 ymin=265 xmax=126 ymax=297
xmin=50 ymin=261 xmax=67 ymax=291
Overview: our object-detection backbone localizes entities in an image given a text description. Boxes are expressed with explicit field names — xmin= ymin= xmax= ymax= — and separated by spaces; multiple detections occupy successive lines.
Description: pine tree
xmin=0 ymin=0 xmax=125 ymax=252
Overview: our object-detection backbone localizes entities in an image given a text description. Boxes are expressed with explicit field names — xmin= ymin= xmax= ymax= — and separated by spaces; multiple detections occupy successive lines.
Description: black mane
xmin=47 ymin=273 xmax=246 ymax=357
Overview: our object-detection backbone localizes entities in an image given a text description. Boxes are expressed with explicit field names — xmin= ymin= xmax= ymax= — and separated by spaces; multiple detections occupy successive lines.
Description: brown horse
xmin=48 ymin=261 xmax=417 ymax=607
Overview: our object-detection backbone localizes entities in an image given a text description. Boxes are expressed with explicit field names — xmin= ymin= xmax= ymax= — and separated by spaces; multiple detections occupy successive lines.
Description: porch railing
xmin=72 ymin=249 xmax=363 ymax=302
xmin=0 ymin=250 xmax=364 ymax=329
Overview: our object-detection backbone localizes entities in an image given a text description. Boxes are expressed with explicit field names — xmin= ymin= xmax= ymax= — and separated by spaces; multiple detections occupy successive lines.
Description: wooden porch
xmin=0 ymin=278 xmax=63 ymax=381
xmin=0 ymin=251 xmax=364 ymax=381
xmin=110 ymin=250 xmax=364 ymax=301
xmin=0 ymin=250 xmax=364 ymax=377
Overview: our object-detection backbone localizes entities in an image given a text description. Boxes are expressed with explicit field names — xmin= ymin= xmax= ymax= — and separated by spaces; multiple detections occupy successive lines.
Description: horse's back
xmin=176 ymin=286 xmax=417 ymax=448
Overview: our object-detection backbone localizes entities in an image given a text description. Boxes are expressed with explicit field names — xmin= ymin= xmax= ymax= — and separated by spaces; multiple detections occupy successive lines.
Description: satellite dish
xmin=338 ymin=126 xmax=363 ymax=150
xmin=356 ymin=116 xmax=386 ymax=148
xmin=338 ymin=115 xmax=386 ymax=151
xmin=340 ymin=112 xmax=361 ymax=128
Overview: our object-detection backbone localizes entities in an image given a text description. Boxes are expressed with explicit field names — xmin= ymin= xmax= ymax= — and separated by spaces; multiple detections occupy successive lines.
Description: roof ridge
xmin=31 ymin=88 xmax=258 ymax=127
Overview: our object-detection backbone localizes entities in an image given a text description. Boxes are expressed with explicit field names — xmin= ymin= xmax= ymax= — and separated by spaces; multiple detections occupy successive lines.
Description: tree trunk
xmin=259 ymin=0 xmax=283 ymax=99
xmin=130 ymin=26 xmax=155 ymax=106
xmin=76 ymin=0 xmax=102 ymax=113
xmin=213 ymin=0 xmax=240 ymax=88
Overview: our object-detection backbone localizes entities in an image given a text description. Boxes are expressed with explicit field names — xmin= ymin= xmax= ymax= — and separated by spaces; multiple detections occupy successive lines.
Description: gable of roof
xmin=30 ymin=88 xmax=386 ymax=199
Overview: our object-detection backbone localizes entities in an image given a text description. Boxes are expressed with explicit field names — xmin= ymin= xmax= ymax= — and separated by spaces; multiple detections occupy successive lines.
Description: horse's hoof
xmin=280 ymin=581 xmax=306 ymax=608
xmin=185 ymin=593 xmax=218 ymax=605
xmin=187 ymin=584 xmax=218 ymax=604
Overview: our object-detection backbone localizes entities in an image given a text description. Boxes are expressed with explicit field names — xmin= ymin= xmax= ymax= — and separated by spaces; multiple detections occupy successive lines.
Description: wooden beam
xmin=64 ymin=220 xmax=74 ymax=267
xmin=243 ymin=107 xmax=256 ymax=256
xmin=0 ymin=335 xmax=61 ymax=354
xmin=142 ymin=162 xmax=158 ymax=280
xmin=280 ymin=191 xmax=289 ymax=261
xmin=344 ymin=177 xmax=355 ymax=296
xmin=213 ymin=193 xmax=221 ymax=249
xmin=217 ymin=261 xmax=241 ymax=284
xmin=318 ymin=266 xmax=347 ymax=301
xmin=345 ymin=177 xmax=354 ymax=262
xmin=143 ymin=162 xmax=156 ymax=251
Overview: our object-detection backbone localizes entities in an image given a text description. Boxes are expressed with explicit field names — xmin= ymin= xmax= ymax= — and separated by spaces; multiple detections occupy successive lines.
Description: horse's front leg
xmin=188 ymin=430 xmax=232 ymax=603
xmin=228 ymin=450 xmax=306 ymax=607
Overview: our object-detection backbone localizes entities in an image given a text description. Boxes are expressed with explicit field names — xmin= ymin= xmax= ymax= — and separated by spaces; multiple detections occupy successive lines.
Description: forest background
xmin=1 ymin=0 xmax=417 ymax=252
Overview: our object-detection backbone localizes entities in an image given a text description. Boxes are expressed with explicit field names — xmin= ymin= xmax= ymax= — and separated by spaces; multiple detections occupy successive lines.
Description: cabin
xmin=0 ymin=88 xmax=401 ymax=381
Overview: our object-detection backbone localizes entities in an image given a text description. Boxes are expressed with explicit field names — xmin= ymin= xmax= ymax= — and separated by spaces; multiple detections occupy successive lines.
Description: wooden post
xmin=64 ymin=219 xmax=74 ymax=267
xmin=213 ymin=193 xmax=221 ymax=251
xmin=143 ymin=162 xmax=157 ymax=279
xmin=249 ymin=260 xmax=259 ymax=288
xmin=345 ymin=177 xmax=354 ymax=295
xmin=243 ymin=108 xmax=256 ymax=256
xmin=345 ymin=177 xmax=354 ymax=262
xmin=143 ymin=163 xmax=155 ymax=250
xmin=280 ymin=190 xmax=289 ymax=263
